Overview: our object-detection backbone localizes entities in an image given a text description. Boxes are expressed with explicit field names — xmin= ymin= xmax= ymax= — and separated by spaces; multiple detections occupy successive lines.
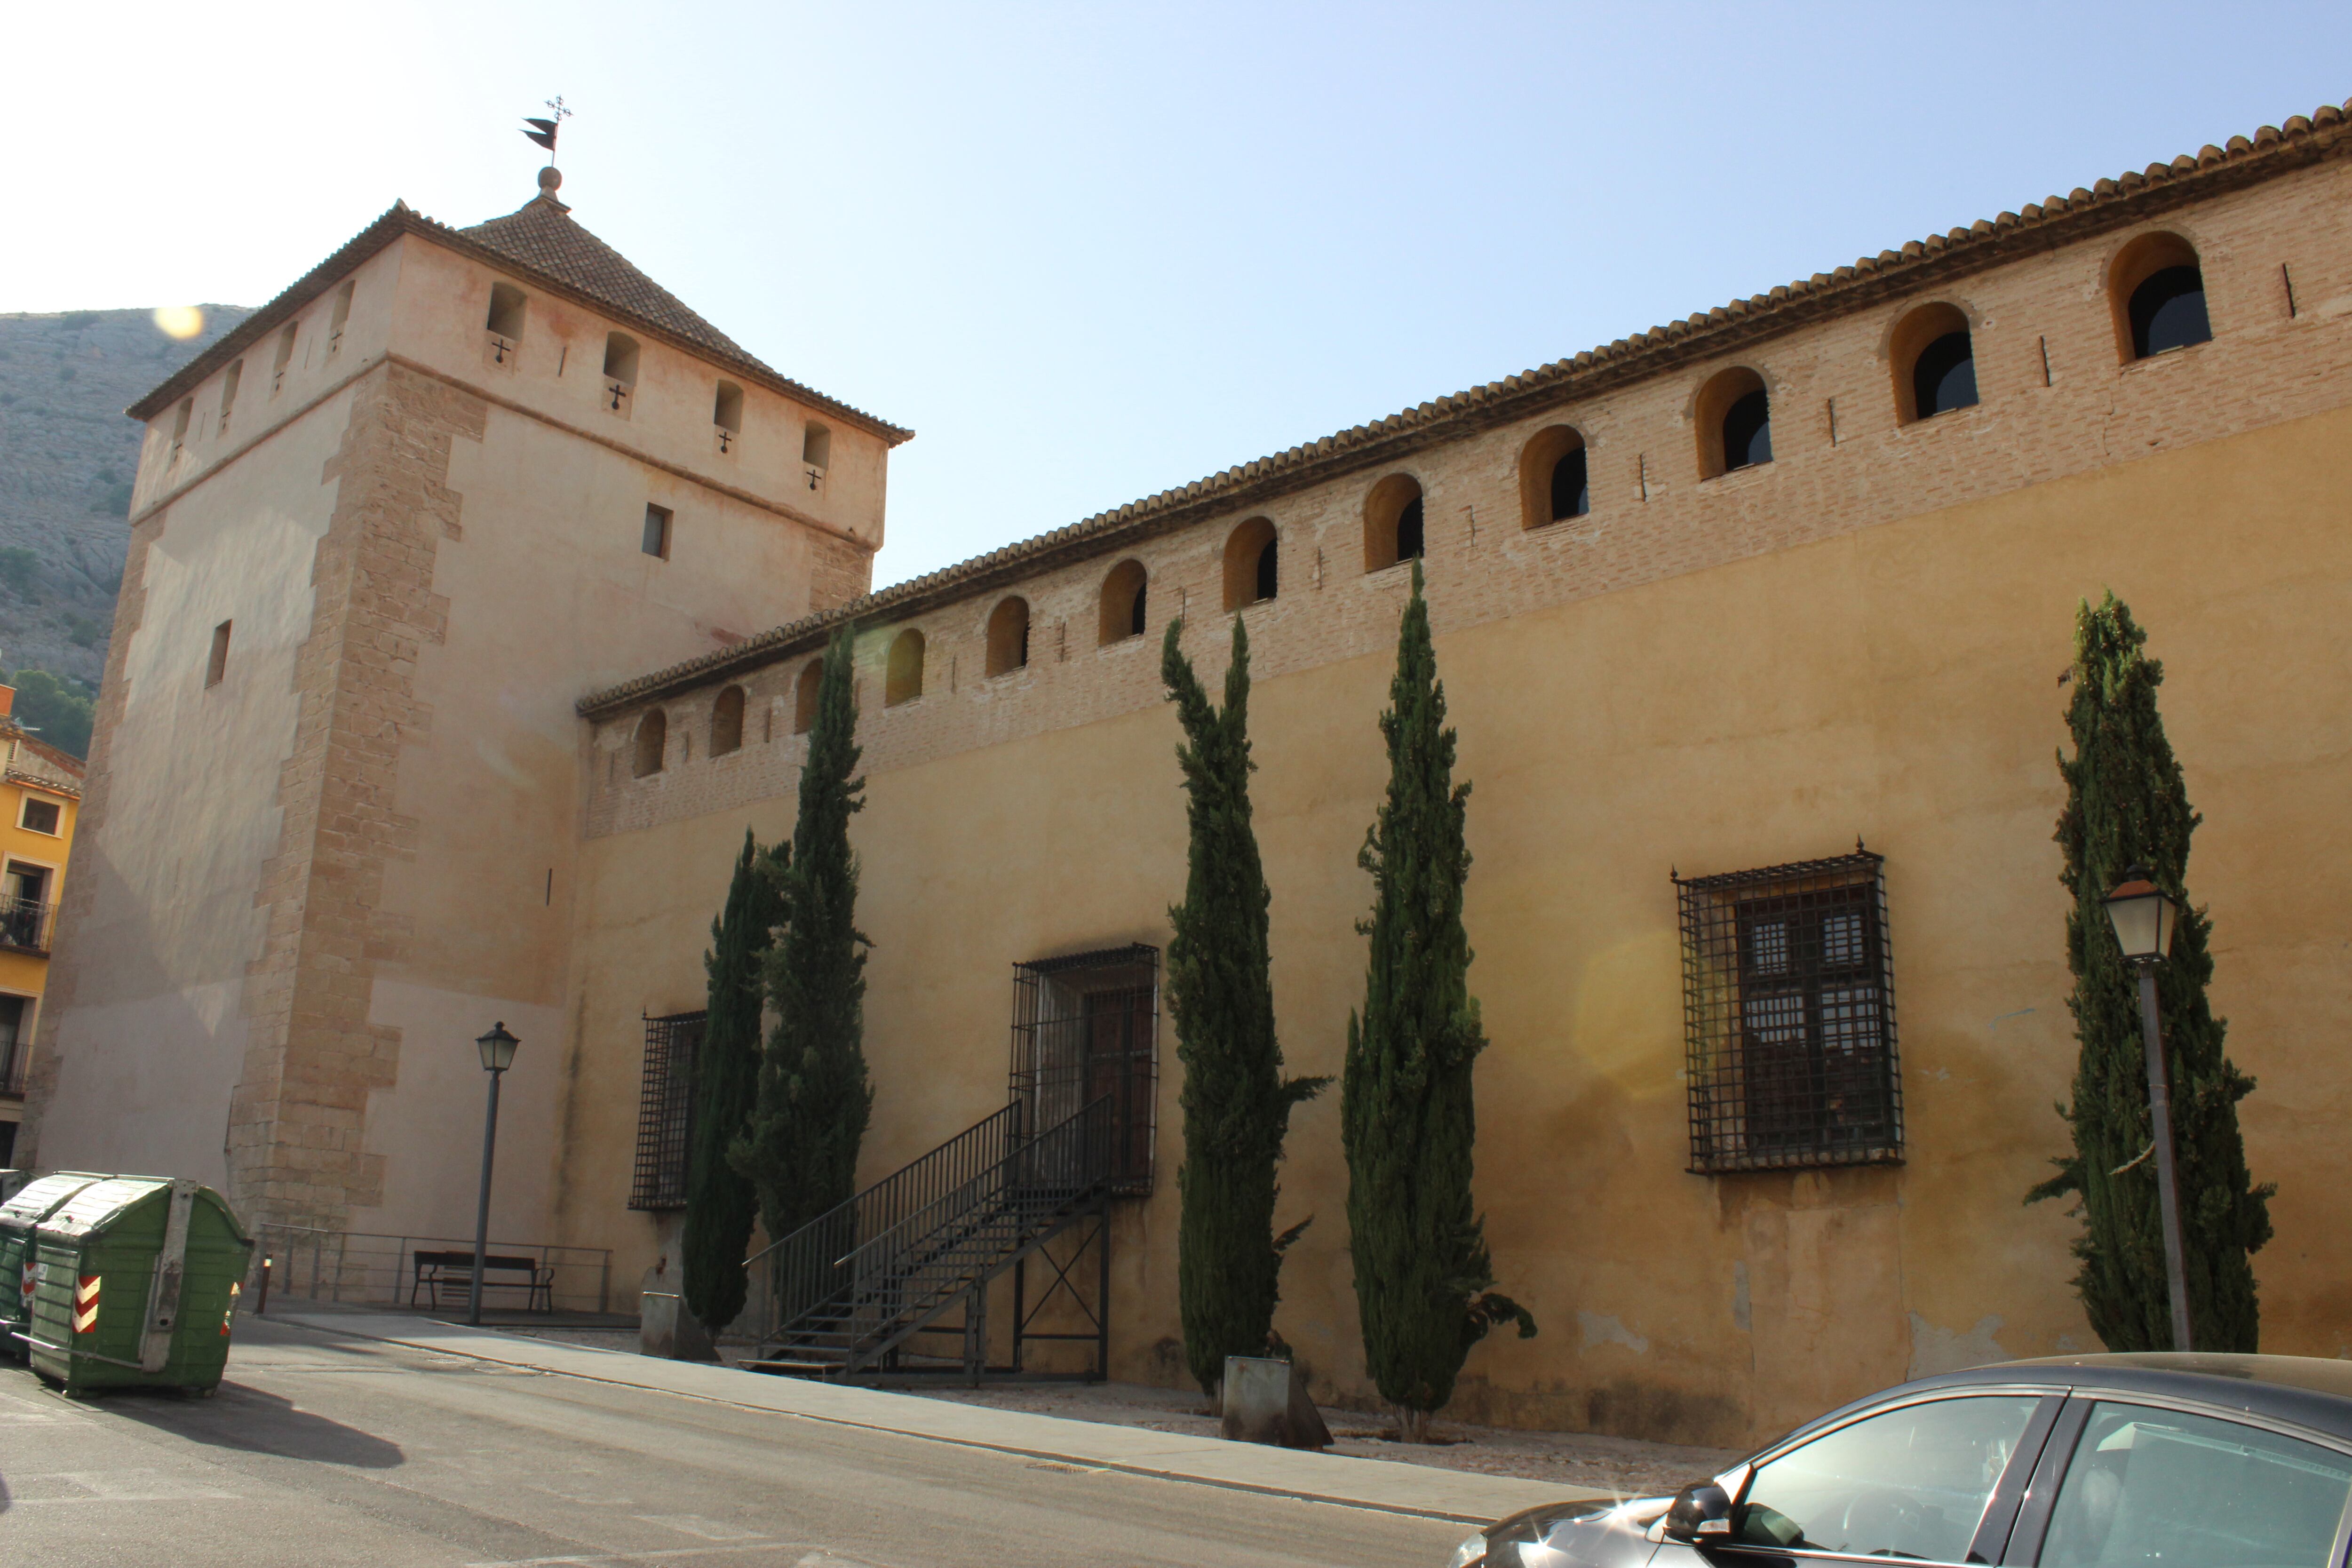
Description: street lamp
xmin=469 ymin=1021 xmax=519 ymax=1327
xmin=2102 ymin=867 xmax=2193 ymax=1352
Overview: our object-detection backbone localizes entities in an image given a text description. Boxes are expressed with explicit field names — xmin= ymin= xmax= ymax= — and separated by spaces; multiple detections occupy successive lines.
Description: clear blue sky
xmin=7 ymin=2 xmax=2348 ymax=589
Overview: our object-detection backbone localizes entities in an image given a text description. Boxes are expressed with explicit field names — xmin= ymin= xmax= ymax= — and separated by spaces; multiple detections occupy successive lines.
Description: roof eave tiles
xmin=125 ymin=202 xmax=912 ymax=445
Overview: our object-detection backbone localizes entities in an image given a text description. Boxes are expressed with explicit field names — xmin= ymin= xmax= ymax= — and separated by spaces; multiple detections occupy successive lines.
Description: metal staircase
xmin=741 ymin=1094 xmax=1115 ymax=1382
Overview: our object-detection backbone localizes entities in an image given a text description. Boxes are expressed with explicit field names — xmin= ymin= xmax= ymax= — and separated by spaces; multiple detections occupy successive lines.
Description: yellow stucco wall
xmin=561 ymin=398 xmax=2352 ymax=1445
xmin=0 ymin=764 xmax=76 ymax=1147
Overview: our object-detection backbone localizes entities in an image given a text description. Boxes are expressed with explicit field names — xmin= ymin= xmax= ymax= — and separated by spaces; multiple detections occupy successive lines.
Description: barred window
xmin=1009 ymin=946 xmax=1159 ymax=1197
xmin=1674 ymin=850 xmax=1901 ymax=1173
xmin=628 ymin=1011 xmax=706 ymax=1210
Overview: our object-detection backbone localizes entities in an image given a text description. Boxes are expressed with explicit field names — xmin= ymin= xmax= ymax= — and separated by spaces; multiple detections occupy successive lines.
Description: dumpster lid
xmin=37 ymin=1177 xmax=250 ymax=1245
xmin=0 ymin=1171 xmax=112 ymax=1226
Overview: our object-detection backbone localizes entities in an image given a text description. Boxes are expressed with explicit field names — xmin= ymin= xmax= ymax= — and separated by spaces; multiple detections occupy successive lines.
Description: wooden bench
xmin=410 ymin=1250 xmax=554 ymax=1312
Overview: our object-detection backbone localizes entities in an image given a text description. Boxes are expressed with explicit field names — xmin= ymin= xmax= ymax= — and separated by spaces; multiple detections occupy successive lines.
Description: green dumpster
xmin=1 ymin=1171 xmax=110 ymax=1360
xmin=25 ymin=1176 xmax=254 ymax=1395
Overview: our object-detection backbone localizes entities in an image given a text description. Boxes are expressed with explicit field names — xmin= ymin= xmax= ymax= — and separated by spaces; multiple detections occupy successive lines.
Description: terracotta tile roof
xmin=577 ymin=96 xmax=2352 ymax=720
xmin=4 ymin=723 xmax=87 ymax=792
xmin=457 ymin=191 xmax=760 ymax=368
xmin=127 ymin=192 xmax=912 ymax=445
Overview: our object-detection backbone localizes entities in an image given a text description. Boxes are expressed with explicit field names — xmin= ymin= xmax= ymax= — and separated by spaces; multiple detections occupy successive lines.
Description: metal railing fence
xmin=0 ymin=898 xmax=56 ymax=955
xmin=253 ymin=1225 xmax=613 ymax=1314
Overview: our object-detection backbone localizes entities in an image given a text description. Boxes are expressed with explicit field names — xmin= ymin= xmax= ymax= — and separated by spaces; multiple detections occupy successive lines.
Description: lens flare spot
xmin=1568 ymin=929 xmax=1684 ymax=1100
xmin=153 ymin=306 xmax=205 ymax=340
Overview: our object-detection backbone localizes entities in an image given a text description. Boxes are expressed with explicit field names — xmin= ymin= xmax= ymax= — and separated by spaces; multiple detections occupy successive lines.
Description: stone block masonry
xmin=231 ymin=362 xmax=484 ymax=1228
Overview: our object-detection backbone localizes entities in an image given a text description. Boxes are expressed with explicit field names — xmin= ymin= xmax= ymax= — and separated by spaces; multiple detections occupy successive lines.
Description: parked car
xmin=1447 ymin=1353 xmax=2352 ymax=1567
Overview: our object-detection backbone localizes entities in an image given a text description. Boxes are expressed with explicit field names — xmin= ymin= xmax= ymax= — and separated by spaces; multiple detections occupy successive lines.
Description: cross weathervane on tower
xmin=521 ymin=96 xmax=572 ymax=166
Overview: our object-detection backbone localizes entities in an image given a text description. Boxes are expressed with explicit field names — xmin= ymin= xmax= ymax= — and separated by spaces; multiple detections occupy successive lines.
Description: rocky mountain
xmin=0 ymin=306 xmax=254 ymax=696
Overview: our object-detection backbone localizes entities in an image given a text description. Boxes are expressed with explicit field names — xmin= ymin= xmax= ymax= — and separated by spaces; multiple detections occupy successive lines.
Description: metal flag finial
xmin=522 ymin=96 xmax=573 ymax=166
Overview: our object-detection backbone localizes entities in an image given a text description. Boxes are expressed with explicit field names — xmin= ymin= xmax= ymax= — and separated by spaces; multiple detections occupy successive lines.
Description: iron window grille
xmin=1674 ymin=849 xmax=1901 ymax=1174
xmin=629 ymin=1010 xmax=706 ymax=1210
xmin=1009 ymin=945 xmax=1160 ymax=1197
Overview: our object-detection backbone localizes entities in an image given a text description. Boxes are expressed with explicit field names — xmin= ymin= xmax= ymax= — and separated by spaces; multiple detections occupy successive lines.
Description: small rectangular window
xmin=486 ymin=281 xmax=527 ymax=340
xmin=1674 ymin=849 xmax=1900 ymax=1173
xmin=641 ymin=504 xmax=672 ymax=561
xmin=485 ymin=282 xmax=526 ymax=368
xmin=169 ymin=398 xmax=193 ymax=455
xmin=207 ymin=621 xmax=231 ymax=687
xmin=327 ymin=280 xmax=355 ymax=355
xmin=271 ymin=321 xmax=297 ymax=394
xmin=628 ymin=1011 xmax=705 ymax=1210
xmin=218 ymin=360 xmax=243 ymax=433
xmin=18 ymin=798 xmax=61 ymax=836
xmin=603 ymin=333 xmax=640 ymax=418
xmin=801 ymin=423 xmax=831 ymax=493
xmin=713 ymin=382 xmax=743 ymax=454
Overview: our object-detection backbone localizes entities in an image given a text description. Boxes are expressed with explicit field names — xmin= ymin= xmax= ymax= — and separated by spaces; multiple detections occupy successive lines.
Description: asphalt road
xmin=0 ymin=1318 xmax=1468 ymax=1568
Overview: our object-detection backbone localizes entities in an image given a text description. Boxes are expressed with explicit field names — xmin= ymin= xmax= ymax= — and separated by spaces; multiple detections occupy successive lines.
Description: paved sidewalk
xmin=262 ymin=1301 xmax=1597 ymax=1525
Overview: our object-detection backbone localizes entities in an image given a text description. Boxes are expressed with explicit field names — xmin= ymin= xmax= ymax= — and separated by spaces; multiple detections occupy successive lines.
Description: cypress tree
xmin=682 ymin=828 xmax=784 ymax=1333
xmin=732 ymin=625 xmax=874 ymax=1243
xmin=1160 ymin=616 xmax=1329 ymax=1398
xmin=1342 ymin=564 xmax=1532 ymax=1443
xmin=2029 ymin=592 xmax=2273 ymax=1350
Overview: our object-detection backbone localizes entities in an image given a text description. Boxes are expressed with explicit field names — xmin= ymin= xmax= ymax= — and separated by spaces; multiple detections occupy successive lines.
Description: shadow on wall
xmin=24 ymin=843 xmax=246 ymax=1193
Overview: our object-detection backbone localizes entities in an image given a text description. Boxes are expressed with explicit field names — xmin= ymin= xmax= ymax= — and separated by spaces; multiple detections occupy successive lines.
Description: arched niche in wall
xmin=885 ymin=629 xmax=925 ymax=707
xmin=1519 ymin=426 xmax=1589 ymax=528
xmin=1223 ymin=518 xmax=1278 ymax=609
xmin=986 ymin=596 xmax=1031 ymax=676
xmin=1695 ymin=367 xmax=1772 ymax=478
xmin=1362 ymin=474 xmax=1425 ymax=572
xmin=633 ymin=708 xmax=667 ymax=777
xmin=1098 ymin=560 xmax=1148 ymax=645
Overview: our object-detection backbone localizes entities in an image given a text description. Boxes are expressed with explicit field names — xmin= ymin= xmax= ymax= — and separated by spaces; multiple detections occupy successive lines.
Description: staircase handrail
xmin=745 ymin=1100 xmax=1022 ymax=1335
xmin=741 ymin=1100 xmax=1020 ymax=1275
xmin=763 ymin=1094 xmax=1116 ymax=1361
xmin=835 ymin=1093 xmax=1113 ymax=1287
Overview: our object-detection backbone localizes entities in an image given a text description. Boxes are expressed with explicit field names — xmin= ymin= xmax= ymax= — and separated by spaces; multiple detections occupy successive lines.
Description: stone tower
xmin=18 ymin=170 xmax=911 ymax=1247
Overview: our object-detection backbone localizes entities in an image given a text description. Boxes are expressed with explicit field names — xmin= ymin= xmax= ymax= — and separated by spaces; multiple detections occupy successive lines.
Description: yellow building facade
xmin=0 ymin=685 xmax=84 ymax=1168
xmin=23 ymin=102 xmax=2352 ymax=1447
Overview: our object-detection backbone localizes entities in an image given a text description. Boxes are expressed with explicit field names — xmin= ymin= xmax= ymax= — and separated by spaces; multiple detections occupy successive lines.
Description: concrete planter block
xmin=1220 ymin=1354 xmax=1331 ymax=1449
xmin=638 ymin=1291 xmax=719 ymax=1361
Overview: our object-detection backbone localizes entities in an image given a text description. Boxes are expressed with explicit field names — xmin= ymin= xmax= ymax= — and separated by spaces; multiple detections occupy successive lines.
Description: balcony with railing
xmin=0 ymin=899 xmax=55 ymax=955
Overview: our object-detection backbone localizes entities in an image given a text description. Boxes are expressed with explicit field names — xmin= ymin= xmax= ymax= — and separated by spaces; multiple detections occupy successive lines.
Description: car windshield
xmin=1735 ymin=1395 xmax=2040 ymax=1561
xmin=2041 ymin=1402 xmax=2352 ymax=1568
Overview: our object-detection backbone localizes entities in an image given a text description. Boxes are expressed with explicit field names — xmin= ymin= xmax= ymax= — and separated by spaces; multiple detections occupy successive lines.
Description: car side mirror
xmin=1661 ymin=1482 xmax=1734 ymax=1545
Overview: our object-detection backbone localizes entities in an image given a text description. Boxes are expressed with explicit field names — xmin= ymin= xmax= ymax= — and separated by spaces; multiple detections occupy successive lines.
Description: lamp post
xmin=2102 ymin=866 xmax=2193 ymax=1352
xmin=469 ymin=1021 xmax=520 ymax=1327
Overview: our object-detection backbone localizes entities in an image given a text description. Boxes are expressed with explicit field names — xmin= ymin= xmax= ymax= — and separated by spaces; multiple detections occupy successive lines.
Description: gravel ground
xmin=496 ymin=1325 xmax=1738 ymax=1497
